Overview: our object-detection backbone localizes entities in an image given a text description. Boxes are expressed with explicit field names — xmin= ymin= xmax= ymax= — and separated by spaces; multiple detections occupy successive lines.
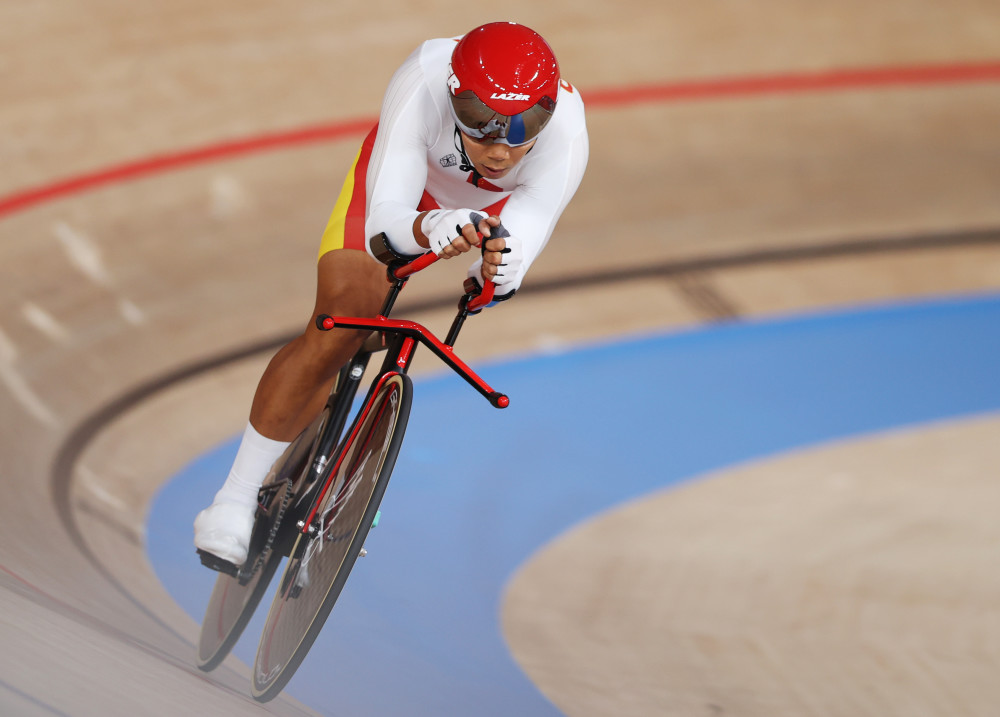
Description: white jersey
xmin=364 ymin=38 xmax=589 ymax=282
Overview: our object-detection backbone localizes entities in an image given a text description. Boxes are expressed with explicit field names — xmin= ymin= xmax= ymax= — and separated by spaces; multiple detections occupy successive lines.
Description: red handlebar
xmin=391 ymin=213 xmax=508 ymax=307
xmin=466 ymin=280 xmax=495 ymax=312
xmin=391 ymin=250 xmax=439 ymax=279
xmin=391 ymin=250 xmax=498 ymax=311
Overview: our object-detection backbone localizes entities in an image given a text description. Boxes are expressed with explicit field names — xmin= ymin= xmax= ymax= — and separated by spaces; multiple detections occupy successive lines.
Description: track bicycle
xmin=195 ymin=219 xmax=510 ymax=701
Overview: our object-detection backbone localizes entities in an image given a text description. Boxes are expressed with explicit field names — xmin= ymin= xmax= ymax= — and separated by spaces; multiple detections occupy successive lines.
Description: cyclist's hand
xmin=470 ymin=232 xmax=524 ymax=300
xmin=420 ymin=209 xmax=496 ymax=259
xmin=480 ymin=235 xmax=506 ymax=282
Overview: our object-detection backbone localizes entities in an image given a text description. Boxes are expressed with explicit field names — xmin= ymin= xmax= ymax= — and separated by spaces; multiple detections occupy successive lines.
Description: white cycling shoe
xmin=193 ymin=500 xmax=256 ymax=566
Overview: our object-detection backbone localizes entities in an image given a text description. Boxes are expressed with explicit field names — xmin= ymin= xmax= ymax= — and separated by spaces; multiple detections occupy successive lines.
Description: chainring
xmin=239 ymin=477 xmax=294 ymax=584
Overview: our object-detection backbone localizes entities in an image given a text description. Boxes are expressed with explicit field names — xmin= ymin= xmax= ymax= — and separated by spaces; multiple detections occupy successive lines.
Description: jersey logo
xmin=439 ymin=154 xmax=458 ymax=168
xmin=491 ymin=92 xmax=531 ymax=102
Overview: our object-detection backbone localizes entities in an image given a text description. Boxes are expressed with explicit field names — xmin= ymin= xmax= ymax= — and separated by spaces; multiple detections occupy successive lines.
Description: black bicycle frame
xmin=295 ymin=251 xmax=508 ymax=535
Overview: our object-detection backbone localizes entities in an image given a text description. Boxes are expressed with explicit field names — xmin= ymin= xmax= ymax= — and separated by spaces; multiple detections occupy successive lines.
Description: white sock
xmin=213 ymin=421 xmax=291 ymax=507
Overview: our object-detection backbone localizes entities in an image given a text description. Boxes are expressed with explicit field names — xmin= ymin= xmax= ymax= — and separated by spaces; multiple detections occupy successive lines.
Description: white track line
xmin=22 ymin=301 xmax=71 ymax=343
xmin=53 ymin=221 xmax=112 ymax=288
xmin=0 ymin=327 xmax=57 ymax=427
xmin=52 ymin=222 xmax=147 ymax=325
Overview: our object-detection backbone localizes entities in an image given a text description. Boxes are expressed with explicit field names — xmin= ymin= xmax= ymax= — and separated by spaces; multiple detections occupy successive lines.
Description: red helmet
xmin=448 ymin=22 xmax=560 ymax=146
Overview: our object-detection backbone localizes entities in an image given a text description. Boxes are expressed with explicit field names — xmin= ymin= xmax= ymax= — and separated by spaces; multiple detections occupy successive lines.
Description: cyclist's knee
xmin=292 ymin=327 xmax=360 ymax=383
xmin=290 ymin=249 xmax=385 ymax=374
xmin=314 ymin=249 xmax=386 ymax=318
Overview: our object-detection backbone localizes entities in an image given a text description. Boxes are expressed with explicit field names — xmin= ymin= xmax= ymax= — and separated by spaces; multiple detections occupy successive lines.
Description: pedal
xmin=196 ymin=549 xmax=239 ymax=577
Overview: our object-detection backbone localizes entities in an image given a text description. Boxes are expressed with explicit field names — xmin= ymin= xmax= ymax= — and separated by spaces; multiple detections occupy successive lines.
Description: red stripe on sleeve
xmin=342 ymin=123 xmax=379 ymax=250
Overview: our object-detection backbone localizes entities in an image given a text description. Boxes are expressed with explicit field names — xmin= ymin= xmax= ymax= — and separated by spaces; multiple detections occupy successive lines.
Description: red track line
xmin=582 ymin=60 xmax=1000 ymax=105
xmin=0 ymin=118 xmax=375 ymax=218
xmin=1 ymin=60 xmax=999 ymax=220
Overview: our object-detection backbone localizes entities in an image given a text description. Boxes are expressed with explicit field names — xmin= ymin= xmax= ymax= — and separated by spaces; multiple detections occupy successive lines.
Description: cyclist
xmin=195 ymin=21 xmax=589 ymax=565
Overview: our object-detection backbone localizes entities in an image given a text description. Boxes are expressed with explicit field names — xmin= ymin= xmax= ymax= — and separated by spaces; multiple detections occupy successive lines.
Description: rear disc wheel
xmin=196 ymin=407 xmax=331 ymax=671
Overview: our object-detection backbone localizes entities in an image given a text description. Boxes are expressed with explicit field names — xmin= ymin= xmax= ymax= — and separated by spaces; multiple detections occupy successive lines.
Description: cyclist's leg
xmin=249 ymin=248 xmax=386 ymax=442
xmin=195 ymin=248 xmax=385 ymax=564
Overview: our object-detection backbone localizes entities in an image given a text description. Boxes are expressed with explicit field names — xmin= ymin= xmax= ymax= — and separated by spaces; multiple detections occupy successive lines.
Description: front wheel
xmin=251 ymin=372 xmax=412 ymax=701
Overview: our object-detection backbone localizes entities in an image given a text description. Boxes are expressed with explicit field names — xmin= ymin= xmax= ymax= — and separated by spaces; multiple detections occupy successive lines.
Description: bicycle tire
xmin=250 ymin=372 xmax=412 ymax=701
xmin=196 ymin=407 xmax=329 ymax=671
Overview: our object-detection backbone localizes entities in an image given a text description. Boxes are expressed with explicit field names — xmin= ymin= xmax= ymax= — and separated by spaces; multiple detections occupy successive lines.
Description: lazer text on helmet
xmin=491 ymin=92 xmax=531 ymax=101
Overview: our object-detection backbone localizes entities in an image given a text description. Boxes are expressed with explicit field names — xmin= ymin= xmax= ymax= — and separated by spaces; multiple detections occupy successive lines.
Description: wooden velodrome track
xmin=2 ymin=2 xmax=999 ymax=715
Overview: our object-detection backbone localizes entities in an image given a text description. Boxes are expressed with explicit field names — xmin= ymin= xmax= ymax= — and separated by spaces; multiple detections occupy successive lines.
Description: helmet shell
xmin=450 ymin=22 xmax=560 ymax=116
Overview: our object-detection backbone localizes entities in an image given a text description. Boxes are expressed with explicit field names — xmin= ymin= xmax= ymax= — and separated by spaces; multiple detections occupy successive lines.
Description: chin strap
xmin=453 ymin=126 xmax=486 ymax=186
